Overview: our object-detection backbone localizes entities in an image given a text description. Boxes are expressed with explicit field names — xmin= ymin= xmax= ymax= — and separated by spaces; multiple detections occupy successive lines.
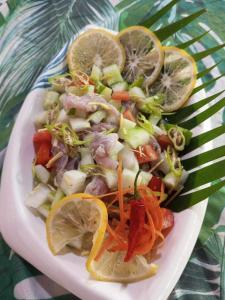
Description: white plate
xmin=0 ymin=56 xmax=208 ymax=300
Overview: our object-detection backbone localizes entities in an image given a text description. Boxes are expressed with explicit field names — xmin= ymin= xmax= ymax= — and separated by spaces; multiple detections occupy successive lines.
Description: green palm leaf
xmin=192 ymin=74 xmax=224 ymax=95
xmin=167 ymin=90 xmax=225 ymax=123
xmin=139 ymin=0 xmax=180 ymax=28
xmin=180 ymin=96 xmax=225 ymax=130
xmin=197 ymin=61 xmax=221 ymax=79
xmin=183 ymin=125 xmax=225 ymax=155
xmin=168 ymin=179 xmax=225 ymax=211
xmin=154 ymin=9 xmax=206 ymax=41
xmin=175 ymin=30 xmax=210 ymax=49
xmin=182 ymin=146 xmax=225 ymax=171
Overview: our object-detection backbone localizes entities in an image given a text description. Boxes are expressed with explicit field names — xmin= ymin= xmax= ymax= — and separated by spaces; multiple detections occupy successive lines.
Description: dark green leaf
xmin=182 ymin=125 xmax=225 ymax=155
xmin=182 ymin=146 xmax=225 ymax=170
xmin=168 ymin=179 xmax=225 ymax=211
xmin=192 ymin=43 xmax=225 ymax=62
xmin=167 ymin=90 xmax=225 ymax=123
xmin=191 ymin=74 xmax=224 ymax=95
xmin=154 ymin=9 xmax=206 ymax=41
xmin=183 ymin=159 xmax=225 ymax=193
xmin=197 ymin=61 xmax=222 ymax=79
xmin=175 ymin=30 xmax=209 ymax=49
xmin=7 ymin=0 xmax=21 ymax=11
xmin=139 ymin=0 xmax=180 ymax=28
xmin=180 ymin=97 xmax=225 ymax=130
xmin=0 ymin=13 xmax=5 ymax=27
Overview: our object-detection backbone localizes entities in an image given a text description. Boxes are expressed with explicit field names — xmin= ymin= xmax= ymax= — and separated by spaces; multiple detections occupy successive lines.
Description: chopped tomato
xmin=112 ymin=91 xmax=130 ymax=101
xmin=36 ymin=143 xmax=51 ymax=166
xmin=161 ymin=208 xmax=174 ymax=233
xmin=148 ymin=176 xmax=164 ymax=192
xmin=123 ymin=109 xmax=136 ymax=122
xmin=156 ymin=134 xmax=172 ymax=150
xmin=135 ymin=144 xmax=159 ymax=164
xmin=33 ymin=130 xmax=52 ymax=152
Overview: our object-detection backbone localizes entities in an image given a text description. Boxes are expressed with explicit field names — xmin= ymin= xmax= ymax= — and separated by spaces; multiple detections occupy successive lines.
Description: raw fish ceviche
xmin=26 ymin=26 xmax=197 ymax=283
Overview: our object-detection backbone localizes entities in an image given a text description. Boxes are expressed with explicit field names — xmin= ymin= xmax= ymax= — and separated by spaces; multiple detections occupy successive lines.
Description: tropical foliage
xmin=0 ymin=0 xmax=225 ymax=299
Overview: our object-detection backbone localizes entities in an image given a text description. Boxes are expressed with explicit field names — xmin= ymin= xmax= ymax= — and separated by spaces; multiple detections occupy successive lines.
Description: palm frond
xmin=179 ymin=97 xmax=225 ymax=130
xmin=154 ymin=9 xmax=206 ymax=41
xmin=168 ymin=179 xmax=225 ymax=212
xmin=192 ymin=43 xmax=225 ymax=61
xmin=182 ymin=146 xmax=225 ymax=171
xmin=197 ymin=61 xmax=221 ymax=79
xmin=182 ymin=125 xmax=225 ymax=155
xmin=192 ymin=74 xmax=224 ymax=95
xmin=139 ymin=0 xmax=180 ymax=28
xmin=167 ymin=90 xmax=225 ymax=124
xmin=176 ymin=30 xmax=209 ymax=49
xmin=183 ymin=160 xmax=225 ymax=193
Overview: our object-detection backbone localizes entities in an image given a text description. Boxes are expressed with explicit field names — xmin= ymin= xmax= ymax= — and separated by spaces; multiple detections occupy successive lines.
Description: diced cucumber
xmin=140 ymin=171 xmax=152 ymax=186
xmin=52 ymin=188 xmax=65 ymax=207
xmin=122 ymin=169 xmax=151 ymax=190
xmin=112 ymin=81 xmax=128 ymax=92
xmin=153 ymin=125 xmax=166 ymax=136
xmin=109 ymin=99 xmax=121 ymax=110
xmin=43 ymin=91 xmax=60 ymax=110
xmin=118 ymin=115 xmax=136 ymax=139
xmin=34 ymin=165 xmax=50 ymax=184
xmin=57 ymin=109 xmax=68 ymax=123
xmin=109 ymin=141 xmax=124 ymax=160
xmin=163 ymin=172 xmax=180 ymax=189
xmin=149 ymin=115 xmax=161 ymax=126
xmin=129 ymin=76 xmax=144 ymax=89
xmin=69 ymin=118 xmax=90 ymax=132
xmin=86 ymin=85 xmax=95 ymax=95
xmin=129 ymin=87 xmax=145 ymax=102
xmin=88 ymin=110 xmax=107 ymax=124
xmin=120 ymin=146 xmax=139 ymax=172
xmin=60 ymin=170 xmax=87 ymax=195
xmin=34 ymin=111 xmax=48 ymax=128
xmin=90 ymin=65 xmax=102 ymax=82
xmin=37 ymin=202 xmax=51 ymax=218
xmin=26 ymin=184 xmax=51 ymax=208
xmin=123 ymin=127 xmax=151 ymax=149
xmin=95 ymin=81 xmax=106 ymax=94
xmin=180 ymin=169 xmax=189 ymax=186
xmin=158 ymin=152 xmax=170 ymax=174
xmin=103 ymin=64 xmax=123 ymax=86
xmin=100 ymin=87 xmax=112 ymax=101
xmin=104 ymin=169 xmax=118 ymax=190
xmin=79 ymin=147 xmax=94 ymax=166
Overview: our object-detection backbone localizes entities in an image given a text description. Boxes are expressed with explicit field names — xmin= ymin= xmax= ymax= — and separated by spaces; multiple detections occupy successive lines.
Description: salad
xmin=26 ymin=26 xmax=196 ymax=283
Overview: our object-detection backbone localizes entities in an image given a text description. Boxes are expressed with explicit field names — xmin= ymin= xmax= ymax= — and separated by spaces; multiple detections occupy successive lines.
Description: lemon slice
xmin=118 ymin=26 xmax=164 ymax=85
xmin=87 ymin=250 xmax=158 ymax=283
xmin=46 ymin=193 xmax=108 ymax=256
xmin=148 ymin=46 xmax=197 ymax=112
xmin=67 ymin=29 xmax=125 ymax=75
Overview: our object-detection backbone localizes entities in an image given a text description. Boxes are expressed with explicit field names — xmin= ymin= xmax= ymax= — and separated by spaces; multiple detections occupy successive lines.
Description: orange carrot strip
xmin=107 ymin=224 xmax=127 ymax=248
xmin=123 ymin=109 xmax=136 ymax=122
xmin=112 ymin=91 xmax=130 ymax=101
xmin=134 ymin=211 xmax=156 ymax=255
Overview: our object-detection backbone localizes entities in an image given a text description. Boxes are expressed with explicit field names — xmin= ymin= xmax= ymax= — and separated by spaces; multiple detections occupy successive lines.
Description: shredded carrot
xmin=123 ymin=109 xmax=136 ymax=122
xmin=134 ymin=211 xmax=156 ymax=255
xmin=97 ymin=191 xmax=119 ymax=198
xmin=107 ymin=224 xmax=127 ymax=248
